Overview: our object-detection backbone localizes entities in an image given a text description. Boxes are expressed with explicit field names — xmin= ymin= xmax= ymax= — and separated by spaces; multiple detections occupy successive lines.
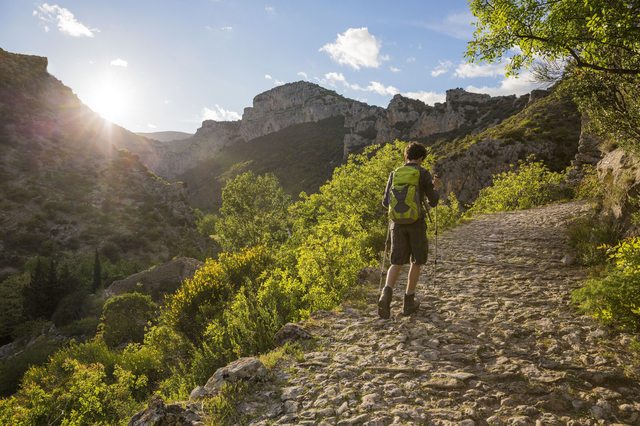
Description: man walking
xmin=379 ymin=142 xmax=440 ymax=319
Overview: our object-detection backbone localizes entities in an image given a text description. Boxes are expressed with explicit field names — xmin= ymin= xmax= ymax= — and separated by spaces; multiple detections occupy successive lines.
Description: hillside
xmin=434 ymin=89 xmax=582 ymax=205
xmin=0 ymin=48 xmax=204 ymax=276
xmin=178 ymin=116 xmax=347 ymax=211
xmin=136 ymin=131 xmax=193 ymax=142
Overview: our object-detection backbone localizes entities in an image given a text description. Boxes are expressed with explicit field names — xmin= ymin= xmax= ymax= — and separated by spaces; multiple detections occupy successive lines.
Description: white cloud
xmin=320 ymin=27 xmax=383 ymax=70
xmin=265 ymin=5 xmax=275 ymax=14
xmin=202 ymin=105 xmax=241 ymax=121
xmin=34 ymin=3 xmax=97 ymax=37
xmin=264 ymin=74 xmax=273 ymax=80
xmin=406 ymin=57 xmax=416 ymax=64
xmin=424 ymin=11 xmax=475 ymax=40
xmin=431 ymin=60 xmax=452 ymax=77
xmin=324 ymin=72 xmax=347 ymax=86
xmin=163 ymin=99 xmax=171 ymax=105
xmin=147 ymin=123 xmax=157 ymax=129
xmin=110 ymin=58 xmax=128 ymax=68
xmin=366 ymin=81 xmax=399 ymax=96
xmin=275 ymin=79 xmax=284 ymax=85
xmin=389 ymin=66 xmax=401 ymax=73
xmin=465 ymin=71 xmax=541 ymax=97
xmin=321 ymin=72 xmax=398 ymax=97
xmin=297 ymin=71 xmax=308 ymax=79
xmin=402 ymin=91 xmax=446 ymax=105
xmin=454 ymin=61 xmax=506 ymax=78
xmin=220 ymin=26 xmax=233 ymax=31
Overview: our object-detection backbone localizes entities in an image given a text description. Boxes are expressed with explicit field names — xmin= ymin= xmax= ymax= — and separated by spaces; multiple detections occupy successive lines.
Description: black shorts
xmin=390 ymin=219 xmax=428 ymax=265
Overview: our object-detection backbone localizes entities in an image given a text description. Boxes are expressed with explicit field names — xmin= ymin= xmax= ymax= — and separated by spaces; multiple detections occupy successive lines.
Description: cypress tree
xmin=92 ymin=248 xmax=102 ymax=293
xmin=23 ymin=257 xmax=47 ymax=319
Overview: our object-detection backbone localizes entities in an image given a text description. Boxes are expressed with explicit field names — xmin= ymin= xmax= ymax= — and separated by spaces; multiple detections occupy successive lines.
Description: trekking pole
xmin=434 ymin=207 xmax=438 ymax=285
xmin=379 ymin=221 xmax=390 ymax=292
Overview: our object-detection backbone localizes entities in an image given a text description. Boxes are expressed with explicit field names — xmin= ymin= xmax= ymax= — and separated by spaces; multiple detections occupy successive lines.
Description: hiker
xmin=379 ymin=142 xmax=440 ymax=319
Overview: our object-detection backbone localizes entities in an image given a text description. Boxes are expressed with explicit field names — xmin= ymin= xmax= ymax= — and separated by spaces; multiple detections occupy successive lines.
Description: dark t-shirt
xmin=382 ymin=163 xmax=439 ymax=219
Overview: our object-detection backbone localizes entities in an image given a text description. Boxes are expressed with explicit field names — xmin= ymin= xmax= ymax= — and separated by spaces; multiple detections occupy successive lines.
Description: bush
xmin=162 ymin=246 xmax=272 ymax=343
xmin=0 ymin=337 xmax=63 ymax=397
xmin=99 ymin=293 xmax=157 ymax=349
xmin=573 ymin=237 xmax=640 ymax=330
xmin=566 ymin=215 xmax=619 ymax=266
xmin=574 ymin=164 xmax=603 ymax=200
xmin=466 ymin=160 xmax=567 ymax=215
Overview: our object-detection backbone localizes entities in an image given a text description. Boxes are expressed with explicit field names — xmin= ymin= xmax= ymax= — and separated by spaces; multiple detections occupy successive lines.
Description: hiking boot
xmin=402 ymin=293 xmax=421 ymax=316
xmin=377 ymin=286 xmax=393 ymax=319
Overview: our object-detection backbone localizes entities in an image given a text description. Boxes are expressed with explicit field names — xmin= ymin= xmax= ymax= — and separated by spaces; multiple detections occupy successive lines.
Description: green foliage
xmin=467 ymin=0 xmax=640 ymax=77
xmin=467 ymin=160 xmax=567 ymax=215
xmin=191 ymin=287 xmax=277 ymax=385
xmin=203 ymin=381 xmax=249 ymax=426
xmin=467 ymin=0 xmax=640 ymax=153
xmin=99 ymin=293 xmax=157 ymax=349
xmin=573 ymin=165 xmax=603 ymax=200
xmin=162 ymin=246 xmax=272 ymax=343
xmin=566 ymin=215 xmax=619 ymax=266
xmin=573 ymin=237 xmax=640 ymax=330
xmin=0 ymin=337 xmax=63 ymax=397
xmin=428 ymin=193 xmax=462 ymax=237
xmin=213 ymin=172 xmax=291 ymax=252
xmin=2 ymin=359 xmax=143 ymax=426
xmin=0 ymin=273 xmax=27 ymax=341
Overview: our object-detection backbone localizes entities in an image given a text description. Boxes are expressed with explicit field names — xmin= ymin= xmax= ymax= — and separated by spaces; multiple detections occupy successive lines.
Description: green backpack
xmin=388 ymin=166 xmax=421 ymax=224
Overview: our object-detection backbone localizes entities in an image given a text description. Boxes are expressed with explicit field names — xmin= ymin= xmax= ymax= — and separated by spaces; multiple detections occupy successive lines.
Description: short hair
xmin=404 ymin=142 xmax=427 ymax=161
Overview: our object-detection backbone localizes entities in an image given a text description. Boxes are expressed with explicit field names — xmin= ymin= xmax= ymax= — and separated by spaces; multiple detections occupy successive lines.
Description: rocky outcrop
xmin=105 ymin=257 xmax=203 ymax=301
xmin=128 ymin=396 xmax=203 ymax=426
xmin=190 ymin=357 xmax=269 ymax=401
xmin=273 ymin=323 xmax=313 ymax=346
xmin=597 ymin=148 xmax=640 ymax=230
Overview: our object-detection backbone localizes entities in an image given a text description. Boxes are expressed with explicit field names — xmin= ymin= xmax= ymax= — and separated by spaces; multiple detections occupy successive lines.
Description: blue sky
xmin=0 ymin=1 xmax=540 ymax=133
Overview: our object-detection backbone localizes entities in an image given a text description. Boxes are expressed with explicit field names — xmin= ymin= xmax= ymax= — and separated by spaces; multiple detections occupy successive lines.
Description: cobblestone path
xmin=245 ymin=201 xmax=640 ymax=425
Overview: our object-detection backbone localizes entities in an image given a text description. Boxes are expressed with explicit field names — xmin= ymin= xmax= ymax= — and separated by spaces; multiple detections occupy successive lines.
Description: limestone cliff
xmin=143 ymin=81 xmax=531 ymax=185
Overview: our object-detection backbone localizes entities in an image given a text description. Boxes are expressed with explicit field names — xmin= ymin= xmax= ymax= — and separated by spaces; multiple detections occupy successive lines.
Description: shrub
xmin=467 ymin=160 xmax=567 ymax=215
xmin=573 ymin=164 xmax=603 ymax=200
xmin=99 ymin=293 xmax=157 ymax=349
xmin=573 ymin=237 xmax=640 ymax=330
xmin=566 ymin=215 xmax=619 ymax=266
xmin=162 ymin=246 xmax=272 ymax=343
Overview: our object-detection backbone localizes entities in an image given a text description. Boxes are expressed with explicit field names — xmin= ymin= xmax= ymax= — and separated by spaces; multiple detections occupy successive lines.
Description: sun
xmin=85 ymin=76 xmax=131 ymax=124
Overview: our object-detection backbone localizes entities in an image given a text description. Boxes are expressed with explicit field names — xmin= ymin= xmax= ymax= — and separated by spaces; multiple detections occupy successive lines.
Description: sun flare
xmin=86 ymin=77 xmax=131 ymax=124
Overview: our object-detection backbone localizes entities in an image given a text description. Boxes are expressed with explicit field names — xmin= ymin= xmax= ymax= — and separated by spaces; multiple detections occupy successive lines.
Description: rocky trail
xmin=137 ymin=201 xmax=640 ymax=426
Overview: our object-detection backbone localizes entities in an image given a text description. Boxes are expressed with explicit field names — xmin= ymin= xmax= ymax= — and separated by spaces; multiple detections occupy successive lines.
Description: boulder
xmin=105 ymin=257 xmax=202 ymax=302
xmin=274 ymin=323 xmax=313 ymax=346
xmin=190 ymin=357 xmax=268 ymax=400
xmin=128 ymin=395 xmax=203 ymax=426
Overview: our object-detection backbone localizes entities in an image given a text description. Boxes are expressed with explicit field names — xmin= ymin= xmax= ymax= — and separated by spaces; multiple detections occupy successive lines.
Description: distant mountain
xmin=0 ymin=48 xmax=204 ymax=277
xmin=136 ymin=131 xmax=193 ymax=142
xmin=128 ymin=81 xmax=540 ymax=211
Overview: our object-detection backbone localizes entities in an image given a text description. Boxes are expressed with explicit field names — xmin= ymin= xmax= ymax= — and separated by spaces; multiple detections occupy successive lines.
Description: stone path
xmin=242 ymin=201 xmax=640 ymax=425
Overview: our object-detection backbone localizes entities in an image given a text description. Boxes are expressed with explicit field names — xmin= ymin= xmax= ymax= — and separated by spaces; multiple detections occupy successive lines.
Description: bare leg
xmin=406 ymin=263 xmax=421 ymax=294
xmin=385 ymin=264 xmax=402 ymax=288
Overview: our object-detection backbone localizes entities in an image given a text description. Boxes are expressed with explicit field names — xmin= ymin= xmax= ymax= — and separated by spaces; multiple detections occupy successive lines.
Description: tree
xmin=467 ymin=0 xmax=640 ymax=151
xmin=92 ymin=248 xmax=102 ymax=293
xmin=214 ymin=172 xmax=292 ymax=252
xmin=467 ymin=0 xmax=640 ymax=76
xmin=99 ymin=292 xmax=157 ymax=348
